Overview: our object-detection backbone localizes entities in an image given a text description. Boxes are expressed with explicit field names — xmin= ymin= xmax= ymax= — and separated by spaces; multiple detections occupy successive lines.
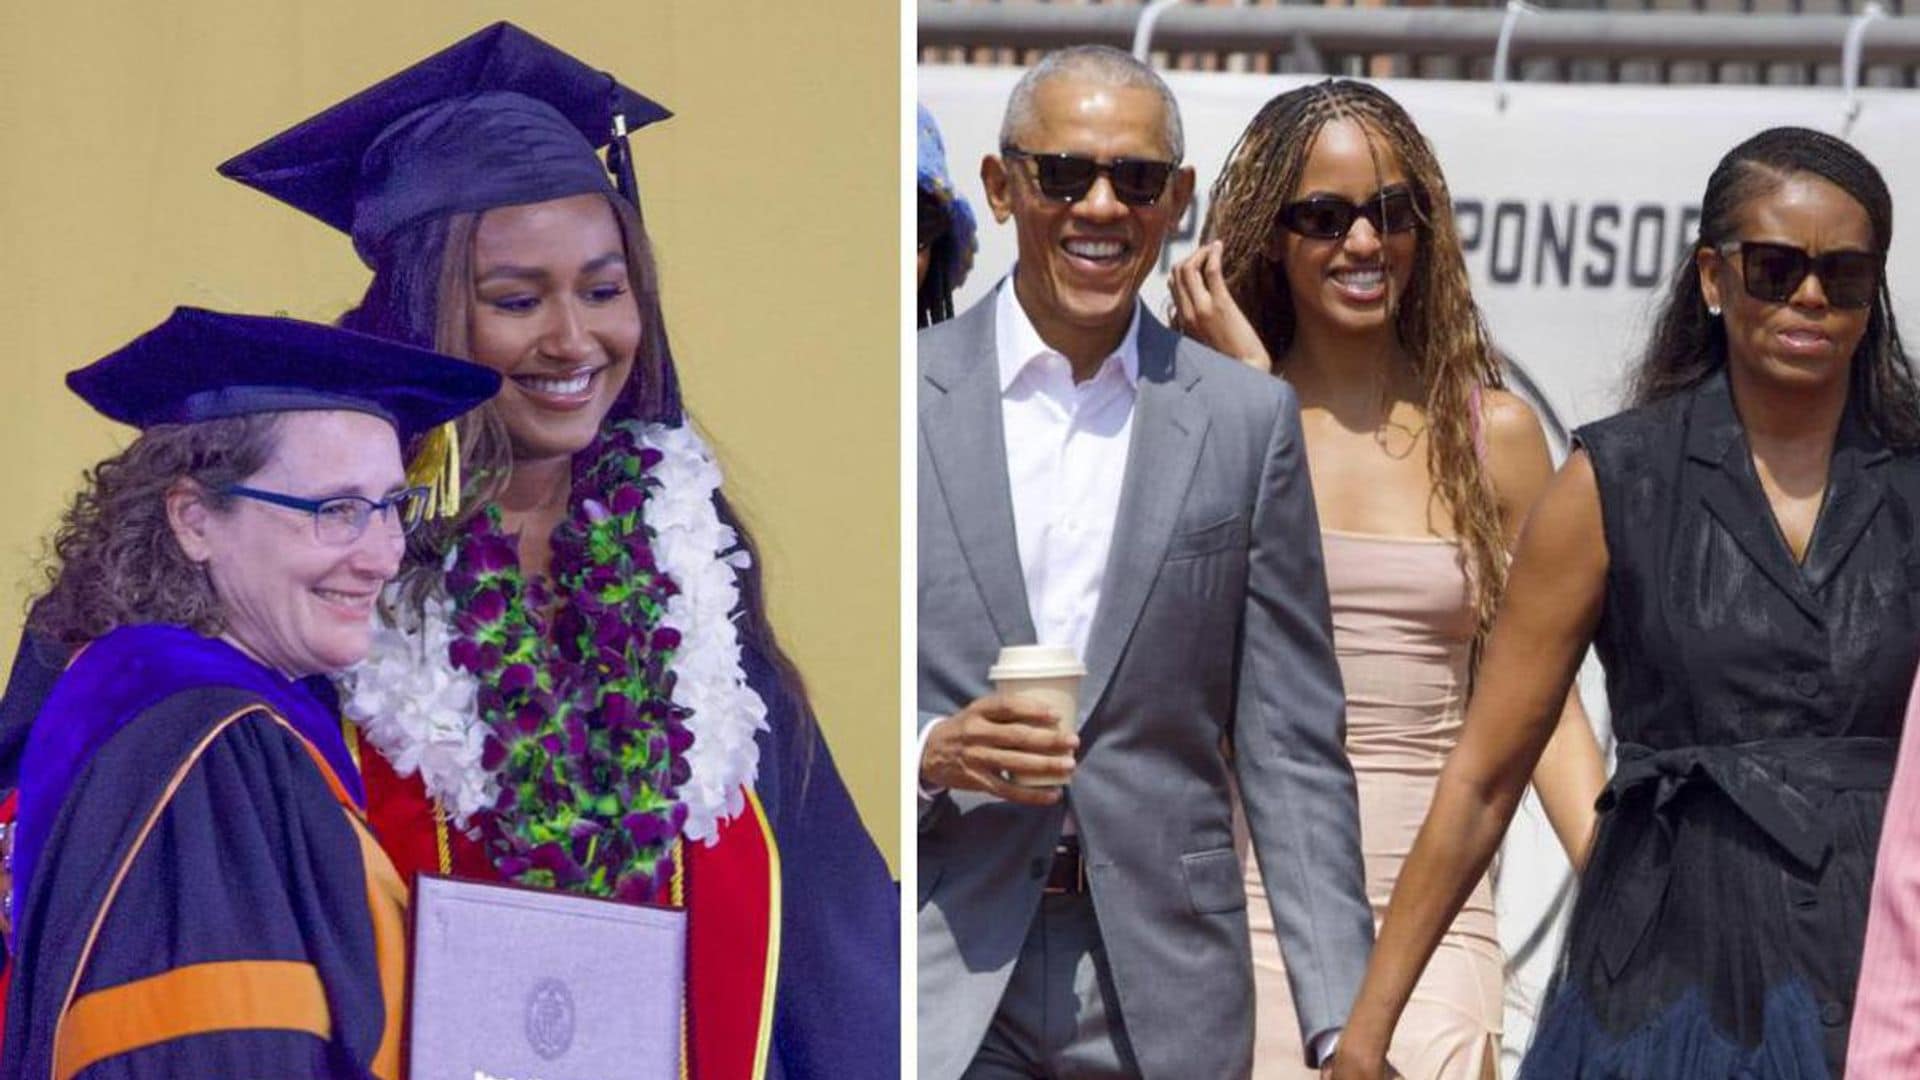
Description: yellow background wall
xmin=0 ymin=3 xmax=900 ymax=866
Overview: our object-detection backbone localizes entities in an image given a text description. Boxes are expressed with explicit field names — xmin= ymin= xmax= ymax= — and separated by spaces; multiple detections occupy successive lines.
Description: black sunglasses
xmin=918 ymin=192 xmax=950 ymax=252
xmin=1000 ymin=146 xmax=1178 ymax=207
xmin=1716 ymin=240 xmax=1883 ymax=310
xmin=1277 ymin=187 xmax=1426 ymax=241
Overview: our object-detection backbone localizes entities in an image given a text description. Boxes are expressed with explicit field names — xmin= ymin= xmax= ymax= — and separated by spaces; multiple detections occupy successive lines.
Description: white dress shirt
xmin=996 ymin=279 xmax=1141 ymax=661
xmin=920 ymin=280 xmax=1343 ymax=1067
xmin=916 ymin=279 xmax=1138 ymax=810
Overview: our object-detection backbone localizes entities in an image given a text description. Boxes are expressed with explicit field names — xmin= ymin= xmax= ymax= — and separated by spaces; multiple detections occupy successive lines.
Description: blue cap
xmin=217 ymin=22 xmax=670 ymax=264
xmin=918 ymin=103 xmax=977 ymax=289
xmin=69 ymin=308 xmax=501 ymax=442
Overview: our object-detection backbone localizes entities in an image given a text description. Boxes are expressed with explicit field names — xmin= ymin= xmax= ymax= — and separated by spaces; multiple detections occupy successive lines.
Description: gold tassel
xmin=406 ymin=421 xmax=463 ymax=519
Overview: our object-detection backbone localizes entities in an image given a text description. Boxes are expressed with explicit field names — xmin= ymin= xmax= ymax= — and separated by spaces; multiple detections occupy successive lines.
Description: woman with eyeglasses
xmin=1 ymin=308 xmax=497 ymax=1077
xmin=215 ymin=23 xmax=897 ymax=1079
xmin=1328 ymin=127 xmax=1920 ymax=1080
xmin=1169 ymin=79 xmax=1604 ymax=1079
xmin=918 ymin=103 xmax=976 ymax=328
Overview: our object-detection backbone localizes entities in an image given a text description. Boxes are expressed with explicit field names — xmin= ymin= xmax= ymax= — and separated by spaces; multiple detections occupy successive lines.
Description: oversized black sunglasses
xmin=1000 ymin=146 xmax=1178 ymax=207
xmin=224 ymin=484 xmax=431 ymax=544
xmin=1277 ymin=187 xmax=1426 ymax=241
xmin=1716 ymin=240 xmax=1883 ymax=310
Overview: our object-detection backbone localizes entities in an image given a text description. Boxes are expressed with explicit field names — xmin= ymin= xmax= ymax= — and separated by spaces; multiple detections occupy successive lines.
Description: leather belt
xmin=1043 ymin=836 xmax=1087 ymax=895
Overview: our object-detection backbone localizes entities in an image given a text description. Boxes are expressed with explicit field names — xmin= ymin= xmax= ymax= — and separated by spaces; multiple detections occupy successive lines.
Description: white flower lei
xmin=337 ymin=421 xmax=768 ymax=844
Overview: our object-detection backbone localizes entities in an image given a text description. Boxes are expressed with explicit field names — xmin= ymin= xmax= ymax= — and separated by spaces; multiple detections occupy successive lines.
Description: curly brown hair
xmin=29 ymin=415 xmax=284 ymax=649
xmin=1189 ymin=78 xmax=1508 ymax=649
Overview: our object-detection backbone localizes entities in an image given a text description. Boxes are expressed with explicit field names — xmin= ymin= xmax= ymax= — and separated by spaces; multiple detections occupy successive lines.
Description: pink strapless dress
xmin=1237 ymin=529 xmax=1503 ymax=1079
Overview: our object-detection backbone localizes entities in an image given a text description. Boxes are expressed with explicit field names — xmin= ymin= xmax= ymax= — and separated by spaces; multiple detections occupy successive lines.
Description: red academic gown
xmin=353 ymin=736 xmax=780 ymax=1080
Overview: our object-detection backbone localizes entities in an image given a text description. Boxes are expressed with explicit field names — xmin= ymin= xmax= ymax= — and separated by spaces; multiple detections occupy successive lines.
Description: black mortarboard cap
xmin=217 ymin=22 xmax=670 ymax=264
xmin=69 ymin=308 xmax=502 ymax=442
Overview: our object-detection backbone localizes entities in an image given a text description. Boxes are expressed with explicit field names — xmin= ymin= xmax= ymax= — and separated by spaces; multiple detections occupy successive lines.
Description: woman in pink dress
xmin=1170 ymin=80 xmax=1606 ymax=1079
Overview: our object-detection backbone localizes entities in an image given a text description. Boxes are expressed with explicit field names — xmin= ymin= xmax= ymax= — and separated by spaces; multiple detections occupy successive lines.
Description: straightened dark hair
xmin=1631 ymin=126 xmax=1920 ymax=448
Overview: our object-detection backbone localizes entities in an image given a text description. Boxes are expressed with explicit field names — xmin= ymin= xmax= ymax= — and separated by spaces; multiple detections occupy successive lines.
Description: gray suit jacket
xmin=917 ymin=296 xmax=1374 ymax=1080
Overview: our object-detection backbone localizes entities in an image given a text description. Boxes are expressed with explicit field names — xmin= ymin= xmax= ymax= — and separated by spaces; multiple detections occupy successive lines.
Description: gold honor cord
xmin=405 ymin=422 xmax=463 ymax=521
xmin=672 ymin=839 xmax=688 ymax=1080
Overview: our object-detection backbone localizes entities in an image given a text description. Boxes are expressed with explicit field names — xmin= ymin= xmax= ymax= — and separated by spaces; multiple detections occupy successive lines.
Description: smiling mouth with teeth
xmin=315 ymin=587 xmax=376 ymax=610
xmin=1063 ymin=238 xmax=1129 ymax=262
xmin=515 ymin=369 xmax=599 ymax=396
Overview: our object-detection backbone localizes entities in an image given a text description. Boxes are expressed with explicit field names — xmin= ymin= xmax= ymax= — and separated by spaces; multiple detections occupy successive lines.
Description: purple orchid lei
xmin=444 ymin=419 xmax=695 ymax=903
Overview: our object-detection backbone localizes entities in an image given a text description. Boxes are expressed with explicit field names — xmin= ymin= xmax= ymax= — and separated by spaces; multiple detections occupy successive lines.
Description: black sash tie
xmin=1593 ymin=736 xmax=1895 ymax=979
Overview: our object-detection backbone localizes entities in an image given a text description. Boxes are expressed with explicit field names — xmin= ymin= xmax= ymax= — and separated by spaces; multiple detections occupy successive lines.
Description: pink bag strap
xmin=1469 ymin=383 xmax=1488 ymax=463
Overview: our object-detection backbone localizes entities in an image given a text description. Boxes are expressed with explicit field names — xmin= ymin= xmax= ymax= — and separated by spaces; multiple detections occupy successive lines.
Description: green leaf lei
xmin=444 ymin=420 xmax=694 ymax=902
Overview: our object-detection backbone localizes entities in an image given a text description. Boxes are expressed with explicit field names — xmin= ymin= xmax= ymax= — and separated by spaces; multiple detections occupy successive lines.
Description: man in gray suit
xmin=917 ymin=47 xmax=1373 ymax=1080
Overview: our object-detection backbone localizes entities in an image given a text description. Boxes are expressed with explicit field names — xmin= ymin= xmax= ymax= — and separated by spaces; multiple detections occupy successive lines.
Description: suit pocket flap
xmin=1165 ymin=514 xmax=1248 ymax=561
xmin=1180 ymin=848 xmax=1246 ymax=915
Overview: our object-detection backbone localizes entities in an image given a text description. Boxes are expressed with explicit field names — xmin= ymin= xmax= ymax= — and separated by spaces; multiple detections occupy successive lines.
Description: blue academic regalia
xmin=1 ymin=624 xmax=405 ymax=1079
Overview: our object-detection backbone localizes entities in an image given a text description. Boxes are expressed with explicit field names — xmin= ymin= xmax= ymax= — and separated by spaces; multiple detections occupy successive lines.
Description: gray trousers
xmin=964 ymin=894 xmax=1144 ymax=1079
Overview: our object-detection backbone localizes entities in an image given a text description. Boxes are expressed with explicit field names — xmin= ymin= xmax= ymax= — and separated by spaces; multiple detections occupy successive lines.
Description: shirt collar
xmin=994 ymin=272 xmax=1143 ymax=394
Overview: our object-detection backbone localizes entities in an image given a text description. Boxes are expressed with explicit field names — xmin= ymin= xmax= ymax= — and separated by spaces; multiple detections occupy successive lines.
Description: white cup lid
xmin=989 ymin=644 xmax=1086 ymax=681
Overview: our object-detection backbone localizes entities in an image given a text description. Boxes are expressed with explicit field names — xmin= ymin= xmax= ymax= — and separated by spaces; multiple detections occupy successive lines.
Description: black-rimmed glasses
xmin=1716 ymin=241 xmax=1883 ymax=310
xmin=224 ymin=485 xmax=431 ymax=544
xmin=1276 ymin=187 xmax=1426 ymax=241
xmin=1000 ymin=147 xmax=1178 ymax=207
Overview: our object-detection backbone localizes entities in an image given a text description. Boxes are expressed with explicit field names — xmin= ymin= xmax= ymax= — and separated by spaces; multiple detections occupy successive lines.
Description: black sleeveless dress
xmin=1522 ymin=371 xmax=1920 ymax=1079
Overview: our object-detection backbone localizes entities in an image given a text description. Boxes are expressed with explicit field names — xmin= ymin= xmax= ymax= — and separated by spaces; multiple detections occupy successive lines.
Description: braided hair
xmin=1192 ymin=78 xmax=1509 ymax=650
xmin=1633 ymin=126 xmax=1920 ymax=448
xmin=918 ymin=191 xmax=957 ymax=328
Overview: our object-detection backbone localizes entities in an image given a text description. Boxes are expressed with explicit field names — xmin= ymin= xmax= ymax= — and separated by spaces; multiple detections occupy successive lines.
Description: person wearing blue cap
xmin=919 ymin=103 xmax=977 ymax=328
xmin=219 ymin=22 xmax=897 ymax=1079
xmin=0 ymin=308 xmax=498 ymax=1079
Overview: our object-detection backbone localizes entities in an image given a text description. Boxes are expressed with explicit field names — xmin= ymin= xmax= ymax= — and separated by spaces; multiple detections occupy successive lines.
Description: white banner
xmin=920 ymin=64 xmax=1920 ymax=1070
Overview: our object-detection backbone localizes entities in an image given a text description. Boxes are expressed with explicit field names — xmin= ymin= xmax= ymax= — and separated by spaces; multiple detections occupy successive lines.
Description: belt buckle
xmin=1042 ymin=839 xmax=1085 ymax=896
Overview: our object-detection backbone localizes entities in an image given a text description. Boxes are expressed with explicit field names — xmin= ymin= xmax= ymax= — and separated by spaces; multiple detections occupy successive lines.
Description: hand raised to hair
xmin=920 ymin=694 xmax=1077 ymax=807
xmin=1170 ymin=240 xmax=1273 ymax=373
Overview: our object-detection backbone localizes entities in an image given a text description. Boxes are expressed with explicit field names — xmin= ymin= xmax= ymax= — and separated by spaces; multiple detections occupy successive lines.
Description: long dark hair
xmin=1190 ymin=78 xmax=1509 ymax=649
xmin=342 ymin=191 xmax=820 ymax=767
xmin=918 ymin=242 xmax=956 ymax=328
xmin=1632 ymin=126 xmax=1920 ymax=447
xmin=918 ymin=191 xmax=957 ymax=328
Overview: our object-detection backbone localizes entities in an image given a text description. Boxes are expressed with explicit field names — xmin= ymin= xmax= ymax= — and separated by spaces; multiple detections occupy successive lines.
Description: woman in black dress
xmin=1331 ymin=128 xmax=1920 ymax=1079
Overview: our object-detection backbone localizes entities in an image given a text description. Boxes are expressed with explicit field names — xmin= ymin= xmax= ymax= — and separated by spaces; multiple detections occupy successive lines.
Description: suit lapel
xmin=1694 ymin=452 xmax=1823 ymax=625
xmin=1078 ymin=319 xmax=1209 ymax=725
xmin=1802 ymin=402 xmax=1891 ymax=594
xmin=922 ymin=301 xmax=1037 ymax=647
xmin=1687 ymin=371 xmax=1858 ymax=625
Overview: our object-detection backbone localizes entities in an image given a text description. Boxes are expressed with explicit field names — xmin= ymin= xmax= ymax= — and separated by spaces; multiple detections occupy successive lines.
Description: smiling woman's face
xmin=174 ymin=410 xmax=408 ymax=678
xmin=1698 ymin=173 xmax=1875 ymax=396
xmin=467 ymin=192 xmax=641 ymax=465
xmin=1272 ymin=118 xmax=1419 ymax=346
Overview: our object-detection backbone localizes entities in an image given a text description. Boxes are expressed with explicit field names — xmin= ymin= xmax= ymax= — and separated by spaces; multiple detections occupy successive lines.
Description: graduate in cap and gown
xmin=215 ymin=22 xmax=898 ymax=1079
xmin=0 ymin=308 xmax=498 ymax=1079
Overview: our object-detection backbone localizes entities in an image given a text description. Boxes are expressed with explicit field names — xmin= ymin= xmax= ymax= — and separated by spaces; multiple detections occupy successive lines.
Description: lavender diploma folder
xmin=409 ymin=874 xmax=686 ymax=1080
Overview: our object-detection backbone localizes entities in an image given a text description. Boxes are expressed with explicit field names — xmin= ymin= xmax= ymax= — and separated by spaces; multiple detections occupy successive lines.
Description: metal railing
xmin=919 ymin=1 xmax=1920 ymax=85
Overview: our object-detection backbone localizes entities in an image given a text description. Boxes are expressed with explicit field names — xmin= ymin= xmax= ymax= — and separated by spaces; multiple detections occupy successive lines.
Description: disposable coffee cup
xmin=988 ymin=644 xmax=1086 ymax=788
